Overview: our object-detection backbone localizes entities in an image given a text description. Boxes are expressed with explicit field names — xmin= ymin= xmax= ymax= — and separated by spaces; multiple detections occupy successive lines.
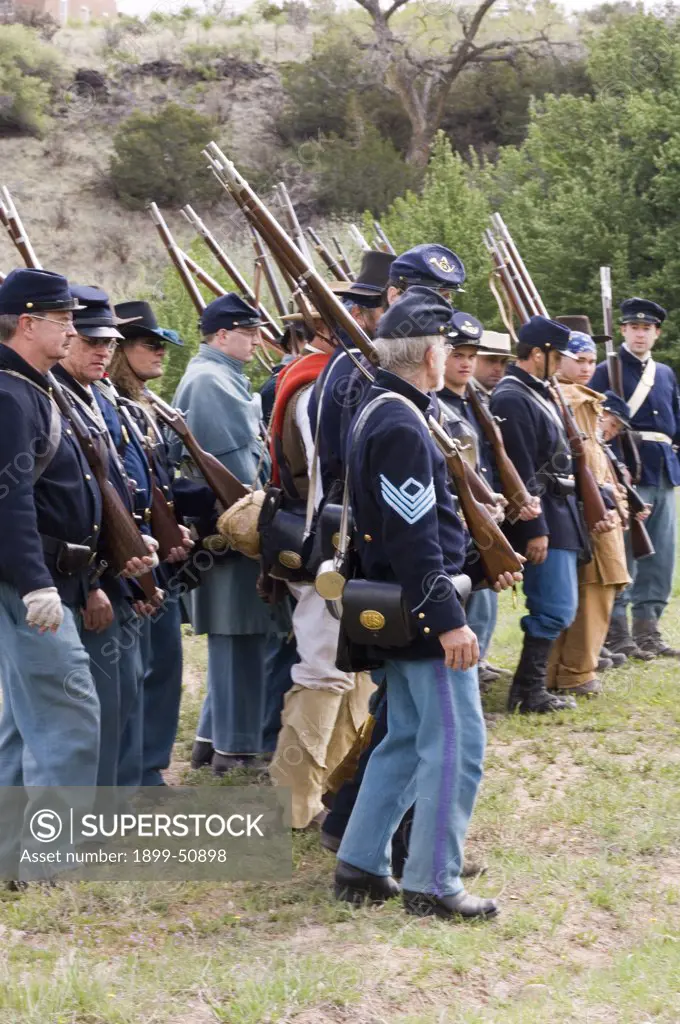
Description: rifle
xmin=147 ymin=391 xmax=250 ymax=509
xmin=373 ymin=221 xmax=395 ymax=255
xmin=118 ymin=403 xmax=186 ymax=562
xmin=332 ymin=236 xmax=355 ymax=280
xmin=151 ymin=204 xmax=276 ymax=373
xmin=600 ymin=265 xmax=642 ymax=484
xmin=307 ymin=227 xmax=350 ymax=282
xmin=275 ymin=182 xmax=312 ymax=264
xmin=551 ymin=377 xmax=609 ymax=531
xmin=466 ymin=381 xmax=533 ymax=521
xmin=180 ymin=205 xmax=283 ymax=341
xmin=204 ymin=144 xmax=523 ymax=584
xmin=0 ymin=188 xmax=41 ymax=270
xmin=349 ymin=223 xmax=371 ymax=252
xmin=486 ymin=215 xmax=613 ymax=533
xmin=602 ymin=444 xmax=654 ymax=559
xmin=249 ymin=224 xmax=288 ymax=317
xmin=48 ymin=377 xmax=160 ymax=602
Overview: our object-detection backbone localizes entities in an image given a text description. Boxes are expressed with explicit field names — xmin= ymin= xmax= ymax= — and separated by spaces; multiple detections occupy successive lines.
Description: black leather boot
xmin=633 ymin=619 xmax=680 ymax=658
xmin=403 ymin=889 xmax=498 ymax=920
xmin=508 ymin=635 xmax=576 ymax=714
xmin=191 ymin=740 xmax=214 ymax=770
xmin=334 ymin=860 xmax=400 ymax=905
xmin=606 ymin=616 xmax=655 ymax=661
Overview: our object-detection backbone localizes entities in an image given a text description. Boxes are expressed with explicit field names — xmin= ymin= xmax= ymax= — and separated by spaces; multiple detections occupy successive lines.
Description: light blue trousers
xmin=80 ymin=597 xmax=143 ymax=787
xmin=0 ymin=583 xmax=100 ymax=876
xmin=613 ymin=480 xmax=677 ymax=624
xmin=521 ymin=548 xmax=579 ymax=640
xmin=0 ymin=583 xmax=100 ymax=788
xmin=338 ymin=657 xmax=486 ymax=897
xmin=196 ymin=634 xmax=267 ymax=755
xmin=465 ymin=588 xmax=498 ymax=659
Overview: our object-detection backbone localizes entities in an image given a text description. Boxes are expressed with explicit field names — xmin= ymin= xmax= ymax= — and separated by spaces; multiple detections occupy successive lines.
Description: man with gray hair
xmin=334 ymin=287 xmax=515 ymax=920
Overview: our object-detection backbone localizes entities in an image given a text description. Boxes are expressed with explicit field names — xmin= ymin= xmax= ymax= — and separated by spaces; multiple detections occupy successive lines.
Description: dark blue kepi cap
xmin=376 ymin=286 xmax=455 ymax=339
xmin=449 ymin=311 xmax=484 ymax=347
xmin=390 ymin=244 xmax=466 ymax=291
xmin=71 ymin=284 xmax=137 ymax=339
xmin=619 ymin=297 xmax=666 ymax=325
xmin=200 ymin=293 xmax=264 ymax=335
xmin=601 ymin=390 xmax=631 ymax=428
xmin=0 ymin=268 xmax=84 ymax=315
xmin=518 ymin=315 xmax=571 ymax=353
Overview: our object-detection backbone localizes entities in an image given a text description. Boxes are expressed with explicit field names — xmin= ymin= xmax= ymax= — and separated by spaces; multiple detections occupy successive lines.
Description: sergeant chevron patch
xmin=379 ymin=474 xmax=436 ymax=525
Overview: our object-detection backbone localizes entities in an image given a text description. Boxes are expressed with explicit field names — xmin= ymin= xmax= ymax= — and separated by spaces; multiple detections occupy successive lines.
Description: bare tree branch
xmin=384 ymin=0 xmax=413 ymax=22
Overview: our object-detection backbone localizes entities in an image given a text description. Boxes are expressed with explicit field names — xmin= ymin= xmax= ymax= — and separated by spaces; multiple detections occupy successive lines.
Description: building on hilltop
xmin=7 ymin=0 xmax=117 ymax=22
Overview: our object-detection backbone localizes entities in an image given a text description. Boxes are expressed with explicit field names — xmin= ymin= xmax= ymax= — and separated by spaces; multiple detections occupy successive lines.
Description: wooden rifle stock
xmin=551 ymin=378 xmax=608 ymax=531
xmin=466 ymin=381 xmax=533 ymax=519
xmin=603 ymin=445 xmax=655 ymax=560
xmin=205 ymin=145 xmax=523 ymax=582
xmin=49 ymin=379 xmax=158 ymax=600
xmin=118 ymin=405 xmax=185 ymax=561
xmin=149 ymin=202 xmax=205 ymax=314
xmin=147 ymin=392 xmax=249 ymax=509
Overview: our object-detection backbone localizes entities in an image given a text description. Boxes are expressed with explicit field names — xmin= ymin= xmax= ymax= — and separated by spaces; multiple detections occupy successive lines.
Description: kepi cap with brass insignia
xmin=448 ymin=310 xmax=484 ymax=348
xmin=619 ymin=297 xmax=666 ymax=326
xmin=0 ymin=268 xmax=84 ymax=315
xmin=390 ymin=244 xmax=466 ymax=291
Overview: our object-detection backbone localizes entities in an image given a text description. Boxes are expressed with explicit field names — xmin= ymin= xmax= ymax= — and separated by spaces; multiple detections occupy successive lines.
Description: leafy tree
xmin=378 ymin=133 xmax=496 ymax=325
xmin=109 ymin=104 xmax=219 ymax=210
xmin=0 ymin=25 xmax=65 ymax=136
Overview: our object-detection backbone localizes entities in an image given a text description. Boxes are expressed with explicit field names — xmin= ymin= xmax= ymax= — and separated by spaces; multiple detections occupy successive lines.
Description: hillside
xmin=0 ymin=14 xmax=317 ymax=296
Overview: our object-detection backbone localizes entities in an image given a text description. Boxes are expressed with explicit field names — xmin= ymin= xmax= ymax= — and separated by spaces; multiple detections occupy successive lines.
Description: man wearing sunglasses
xmin=109 ymin=300 xmax=213 ymax=787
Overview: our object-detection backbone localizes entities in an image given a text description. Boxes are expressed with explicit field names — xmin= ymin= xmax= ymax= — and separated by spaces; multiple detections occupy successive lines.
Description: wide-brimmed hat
xmin=476 ymin=330 xmax=512 ymax=357
xmin=114 ymin=300 xmax=184 ymax=346
xmin=330 ymin=250 xmax=396 ymax=307
xmin=556 ymin=314 xmax=609 ymax=344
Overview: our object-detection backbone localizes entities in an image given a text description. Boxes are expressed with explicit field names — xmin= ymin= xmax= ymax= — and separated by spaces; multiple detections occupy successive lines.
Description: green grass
xmin=2 ymin=589 xmax=680 ymax=1022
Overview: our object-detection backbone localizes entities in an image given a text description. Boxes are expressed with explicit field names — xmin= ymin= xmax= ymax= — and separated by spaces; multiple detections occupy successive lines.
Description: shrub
xmin=109 ymin=103 xmax=220 ymax=210
xmin=0 ymin=25 xmax=65 ymax=136
xmin=313 ymin=120 xmax=420 ymax=216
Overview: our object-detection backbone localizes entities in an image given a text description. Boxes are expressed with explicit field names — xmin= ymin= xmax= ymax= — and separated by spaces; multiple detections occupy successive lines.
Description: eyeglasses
xmin=138 ymin=341 xmax=166 ymax=352
xmin=82 ymin=337 xmax=118 ymax=351
xmin=28 ymin=314 xmax=75 ymax=331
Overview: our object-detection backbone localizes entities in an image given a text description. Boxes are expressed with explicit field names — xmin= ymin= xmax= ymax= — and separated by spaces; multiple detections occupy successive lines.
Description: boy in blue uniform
xmin=490 ymin=316 xmax=593 ymax=713
xmin=590 ymin=298 xmax=680 ymax=658
xmin=334 ymin=289 xmax=508 ymax=920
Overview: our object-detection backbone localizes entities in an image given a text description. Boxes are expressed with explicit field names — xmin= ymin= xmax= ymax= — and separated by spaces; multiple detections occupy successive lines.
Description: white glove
xmin=142 ymin=535 xmax=160 ymax=571
xmin=23 ymin=587 xmax=64 ymax=633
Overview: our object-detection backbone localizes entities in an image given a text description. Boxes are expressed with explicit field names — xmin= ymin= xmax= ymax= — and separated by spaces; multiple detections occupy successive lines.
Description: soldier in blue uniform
xmin=310 ymin=244 xmax=464 ymax=501
xmin=590 ymin=298 xmax=680 ymax=658
xmin=0 ymin=268 xmax=104 ymax=824
xmin=171 ymin=294 xmax=287 ymax=776
xmin=109 ymin=300 xmax=210 ymax=786
xmin=490 ymin=315 xmax=593 ymax=713
xmin=437 ymin=312 xmax=501 ymax=684
xmin=333 ymin=289 xmax=517 ymax=920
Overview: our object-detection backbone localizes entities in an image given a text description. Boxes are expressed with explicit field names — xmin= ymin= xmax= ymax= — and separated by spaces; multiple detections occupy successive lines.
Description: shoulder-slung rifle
xmin=204 ymin=143 xmax=524 ymax=585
